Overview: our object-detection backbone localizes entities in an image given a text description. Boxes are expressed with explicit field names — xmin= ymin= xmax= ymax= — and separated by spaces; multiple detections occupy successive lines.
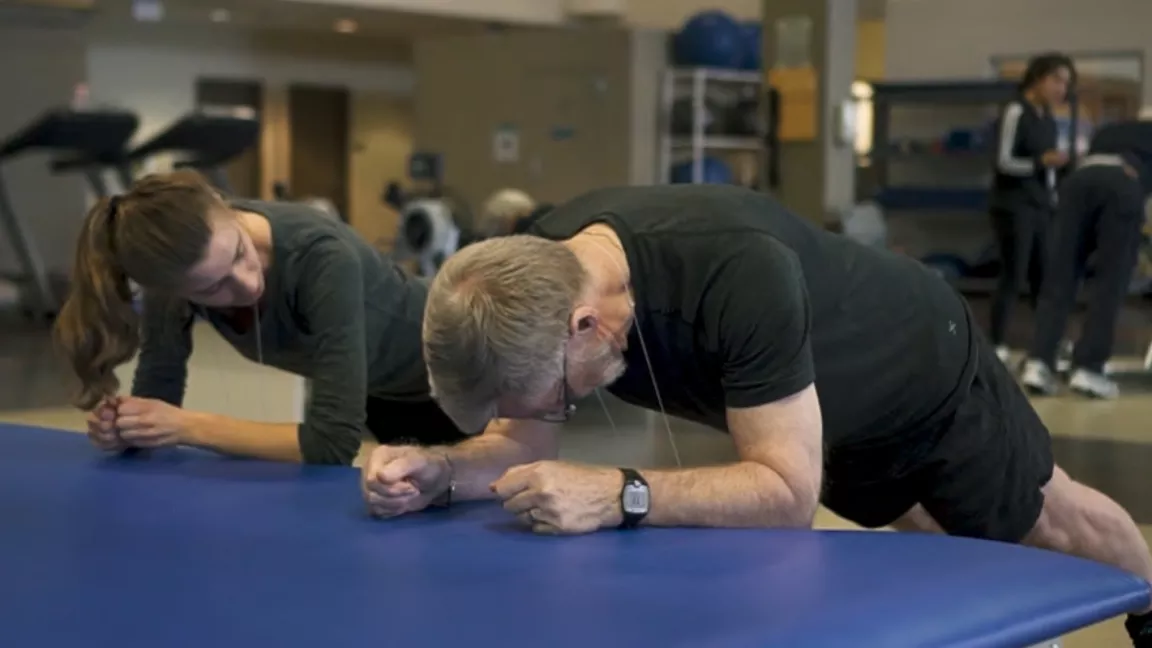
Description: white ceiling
xmin=113 ymin=0 xmax=488 ymax=36
xmin=0 ymin=0 xmax=491 ymax=37
xmin=4 ymin=0 xmax=889 ymax=38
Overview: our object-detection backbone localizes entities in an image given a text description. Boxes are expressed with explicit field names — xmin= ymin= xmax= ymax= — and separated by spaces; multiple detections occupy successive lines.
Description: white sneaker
xmin=995 ymin=345 xmax=1011 ymax=363
xmin=1058 ymin=342 xmax=1115 ymax=375
xmin=1020 ymin=359 xmax=1059 ymax=396
xmin=1068 ymin=368 xmax=1120 ymax=400
xmin=1055 ymin=340 xmax=1074 ymax=373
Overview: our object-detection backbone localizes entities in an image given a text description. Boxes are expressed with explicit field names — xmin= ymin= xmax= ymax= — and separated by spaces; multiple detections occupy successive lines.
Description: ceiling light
xmin=131 ymin=0 xmax=164 ymax=22
xmin=209 ymin=8 xmax=231 ymax=23
xmin=334 ymin=18 xmax=358 ymax=34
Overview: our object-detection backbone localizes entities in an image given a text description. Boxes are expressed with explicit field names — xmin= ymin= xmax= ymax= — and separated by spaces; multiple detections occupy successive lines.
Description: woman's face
xmin=1038 ymin=66 xmax=1072 ymax=106
xmin=181 ymin=214 xmax=265 ymax=308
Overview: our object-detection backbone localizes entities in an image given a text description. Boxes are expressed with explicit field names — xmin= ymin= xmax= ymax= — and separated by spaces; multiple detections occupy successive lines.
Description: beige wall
xmin=286 ymin=0 xmax=761 ymax=30
xmin=884 ymin=0 xmax=1151 ymax=104
xmin=626 ymin=0 xmax=759 ymax=29
xmin=628 ymin=29 xmax=669 ymax=187
xmin=0 ymin=25 xmax=88 ymax=278
xmin=85 ymin=23 xmax=413 ymax=150
xmin=282 ymin=0 xmax=566 ymax=25
xmin=411 ymin=19 xmax=888 ymax=216
xmin=413 ymin=27 xmax=636 ymax=212
xmin=85 ymin=20 xmax=415 ymax=238
xmin=855 ymin=20 xmax=885 ymax=81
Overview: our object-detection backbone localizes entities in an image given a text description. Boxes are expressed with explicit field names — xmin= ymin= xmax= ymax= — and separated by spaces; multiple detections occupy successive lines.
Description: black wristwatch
xmin=618 ymin=468 xmax=650 ymax=529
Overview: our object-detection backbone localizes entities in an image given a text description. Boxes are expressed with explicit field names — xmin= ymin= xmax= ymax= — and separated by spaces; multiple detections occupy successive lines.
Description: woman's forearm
xmin=181 ymin=411 xmax=304 ymax=463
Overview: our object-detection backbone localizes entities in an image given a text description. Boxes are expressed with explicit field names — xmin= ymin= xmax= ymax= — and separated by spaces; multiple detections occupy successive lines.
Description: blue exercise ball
xmin=673 ymin=11 xmax=745 ymax=69
xmin=738 ymin=22 xmax=762 ymax=71
xmin=671 ymin=157 xmax=734 ymax=184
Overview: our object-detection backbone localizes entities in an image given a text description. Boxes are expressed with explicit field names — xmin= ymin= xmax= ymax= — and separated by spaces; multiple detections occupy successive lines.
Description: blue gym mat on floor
xmin=0 ymin=423 xmax=1147 ymax=647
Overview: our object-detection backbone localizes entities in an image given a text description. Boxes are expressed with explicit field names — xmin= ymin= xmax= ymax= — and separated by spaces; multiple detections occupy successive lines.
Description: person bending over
xmin=988 ymin=52 xmax=1075 ymax=361
xmin=1022 ymin=119 xmax=1152 ymax=399
xmin=55 ymin=170 xmax=467 ymax=465
xmin=475 ymin=189 xmax=539 ymax=239
xmin=361 ymin=183 xmax=1152 ymax=646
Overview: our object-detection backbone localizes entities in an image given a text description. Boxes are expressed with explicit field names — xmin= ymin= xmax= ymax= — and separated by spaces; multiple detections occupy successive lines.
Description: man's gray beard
xmin=597 ymin=350 xmax=628 ymax=389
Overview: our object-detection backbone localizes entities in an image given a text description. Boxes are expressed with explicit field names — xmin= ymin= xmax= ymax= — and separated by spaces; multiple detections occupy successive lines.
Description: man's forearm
xmin=435 ymin=420 xmax=555 ymax=501
xmin=183 ymin=412 xmax=304 ymax=463
xmin=642 ymin=461 xmax=816 ymax=529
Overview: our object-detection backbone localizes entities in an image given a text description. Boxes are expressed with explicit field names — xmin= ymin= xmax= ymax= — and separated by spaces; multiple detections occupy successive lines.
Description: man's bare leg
xmin=891 ymin=468 xmax=1151 ymax=594
xmin=1022 ymin=466 xmax=1152 ymax=614
xmin=892 ymin=466 xmax=1152 ymax=645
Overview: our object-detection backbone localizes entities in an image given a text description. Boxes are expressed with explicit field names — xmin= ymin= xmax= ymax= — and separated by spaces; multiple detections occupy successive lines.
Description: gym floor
xmin=2 ymin=295 xmax=1151 ymax=647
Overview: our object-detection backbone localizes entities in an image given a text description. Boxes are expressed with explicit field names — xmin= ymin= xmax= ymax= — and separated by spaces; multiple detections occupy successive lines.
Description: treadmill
xmin=124 ymin=107 xmax=259 ymax=194
xmin=50 ymin=142 xmax=135 ymax=198
xmin=0 ymin=108 xmax=139 ymax=319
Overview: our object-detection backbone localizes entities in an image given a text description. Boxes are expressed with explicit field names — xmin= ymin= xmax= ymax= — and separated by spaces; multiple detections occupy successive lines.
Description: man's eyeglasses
xmin=536 ymin=350 xmax=576 ymax=423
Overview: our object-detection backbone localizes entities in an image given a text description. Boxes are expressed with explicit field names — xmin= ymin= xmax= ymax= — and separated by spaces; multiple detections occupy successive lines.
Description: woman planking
xmin=55 ymin=170 xmax=468 ymax=465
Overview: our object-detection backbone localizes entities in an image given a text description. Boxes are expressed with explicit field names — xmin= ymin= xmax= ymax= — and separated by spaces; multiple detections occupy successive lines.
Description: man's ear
xmin=569 ymin=304 xmax=600 ymax=336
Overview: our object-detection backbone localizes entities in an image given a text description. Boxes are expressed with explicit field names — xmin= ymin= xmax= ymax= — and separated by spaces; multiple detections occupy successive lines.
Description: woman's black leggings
xmin=365 ymin=397 xmax=471 ymax=447
xmin=1029 ymin=164 xmax=1146 ymax=373
xmin=989 ymin=204 xmax=1052 ymax=346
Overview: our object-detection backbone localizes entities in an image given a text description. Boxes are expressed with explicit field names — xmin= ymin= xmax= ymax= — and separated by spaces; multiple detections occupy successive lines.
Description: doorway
xmin=194 ymin=78 xmax=263 ymax=198
xmin=288 ymin=84 xmax=350 ymax=220
xmin=348 ymin=92 xmax=413 ymax=250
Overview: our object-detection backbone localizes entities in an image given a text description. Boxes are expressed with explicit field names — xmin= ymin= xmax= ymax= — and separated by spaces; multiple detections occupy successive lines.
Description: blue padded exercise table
xmin=0 ymin=423 xmax=1147 ymax=648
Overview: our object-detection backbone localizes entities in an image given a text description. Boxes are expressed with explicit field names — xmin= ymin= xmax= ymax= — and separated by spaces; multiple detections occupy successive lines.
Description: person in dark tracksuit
xmin=988 ymin=53 xmax=1076 ymax=362
xmin=1021 ymin=120 xmax=1152 ymax=399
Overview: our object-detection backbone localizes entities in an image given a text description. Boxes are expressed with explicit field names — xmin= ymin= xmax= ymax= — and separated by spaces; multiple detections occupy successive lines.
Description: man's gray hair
xmin=423 ymin=235 xmax=586 ymax=432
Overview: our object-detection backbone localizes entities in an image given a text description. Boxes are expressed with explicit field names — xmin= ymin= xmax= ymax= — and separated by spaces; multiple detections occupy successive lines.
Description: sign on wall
xmin=492 ymin=123 xmax=520 ymax=163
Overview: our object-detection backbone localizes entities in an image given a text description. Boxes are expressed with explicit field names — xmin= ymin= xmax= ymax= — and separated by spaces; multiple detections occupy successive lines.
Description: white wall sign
xmin=493 ymin=123 xmax=520 ymax=163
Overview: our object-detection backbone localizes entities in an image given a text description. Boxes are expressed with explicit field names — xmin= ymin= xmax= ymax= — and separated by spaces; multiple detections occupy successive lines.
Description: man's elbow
xmin=748 ymin=462 xmax=819 ymax=528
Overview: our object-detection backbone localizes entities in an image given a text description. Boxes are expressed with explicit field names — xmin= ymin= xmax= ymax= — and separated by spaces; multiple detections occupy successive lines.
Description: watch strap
xmin=429 ymin=451 xmax=455 ymax=508
xmin=618 ymin=467 xmax=649 ymax=530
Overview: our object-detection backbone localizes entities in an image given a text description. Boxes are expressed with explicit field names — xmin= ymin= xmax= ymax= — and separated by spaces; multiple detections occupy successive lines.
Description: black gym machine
xmin=383 ymin=152 xmax=479 ymax=277
xmin=125 ymin=108 xmax=259 ymax=195
xmin=0 ymin=108 xmax=139 ymax=320
xmin=381 ymin=152 xmax=557 ymax=277
xmin=0 ymin=106 xmax=260 ymax=320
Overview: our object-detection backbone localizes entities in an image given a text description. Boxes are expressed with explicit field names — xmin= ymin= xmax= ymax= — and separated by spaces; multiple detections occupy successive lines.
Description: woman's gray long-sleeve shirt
xmin=130 ymin=199 xmax=431 ymax=465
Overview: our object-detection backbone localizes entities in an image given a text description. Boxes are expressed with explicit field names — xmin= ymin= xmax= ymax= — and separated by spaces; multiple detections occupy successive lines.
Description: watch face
xmin=622 ymin=483 xmax=650 ymax=514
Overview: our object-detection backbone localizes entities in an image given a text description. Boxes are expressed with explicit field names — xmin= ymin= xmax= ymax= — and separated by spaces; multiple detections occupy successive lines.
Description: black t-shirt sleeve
xmin=703 ymin=239 xmax=815 ymax=409
xmin=131 ymin=293 xmax=194 ymax=406
xmin=293 ymin=239 xmax=369 ymax=466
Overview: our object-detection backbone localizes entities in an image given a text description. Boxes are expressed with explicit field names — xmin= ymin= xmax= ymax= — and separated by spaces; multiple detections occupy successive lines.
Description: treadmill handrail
xmin=0 ymin=108 xmax=139 ymax=161
xmin=126 ymin=113 xmax=259 ymax=164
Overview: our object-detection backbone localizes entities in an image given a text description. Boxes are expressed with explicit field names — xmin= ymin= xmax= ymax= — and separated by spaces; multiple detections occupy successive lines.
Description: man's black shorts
xmin=820 ymin=334 xmax=1055 ymax=543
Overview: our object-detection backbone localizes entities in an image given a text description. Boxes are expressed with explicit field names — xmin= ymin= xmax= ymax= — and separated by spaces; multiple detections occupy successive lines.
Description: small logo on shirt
xmin=948 ymin=321 xmax=957 ymax=335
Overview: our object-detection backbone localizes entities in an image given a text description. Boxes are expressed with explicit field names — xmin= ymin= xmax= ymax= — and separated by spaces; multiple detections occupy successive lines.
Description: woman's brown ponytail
xmin=54 ymin=198 xmax=141 ymax=410
xmin=54 ymin=171 xmax=221 ymax=410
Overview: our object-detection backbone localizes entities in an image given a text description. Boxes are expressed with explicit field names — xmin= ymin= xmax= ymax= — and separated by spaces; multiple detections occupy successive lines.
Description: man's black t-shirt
xmin=530 ymin=184 xmax=977 ymax=455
